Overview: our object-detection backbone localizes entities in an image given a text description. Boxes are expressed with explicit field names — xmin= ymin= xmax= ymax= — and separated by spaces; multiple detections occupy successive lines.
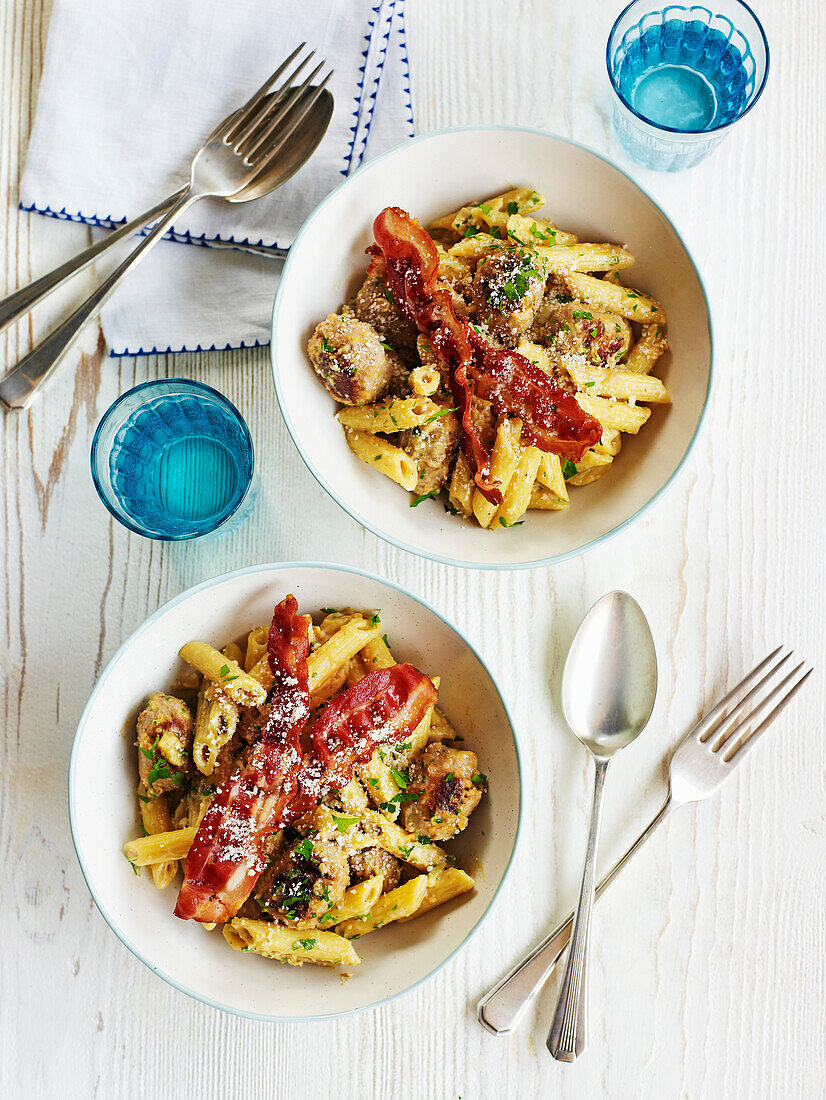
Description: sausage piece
xmin=472 ymin=249 xmax=545 ymax=345
xmin=308 ymin=310 xmax=393 ymax=405
xmin=353 ymin=275 xmax=420 ymax=363
xmin=349 ymin=847 xmax=403 ymax=893
xmin=136 ymin=692 xmax=193 ymax=796
xmin=255 ymin=837 xmax=349 ymax=921
xmin=401 ymin=743 xmax=483 ymax=841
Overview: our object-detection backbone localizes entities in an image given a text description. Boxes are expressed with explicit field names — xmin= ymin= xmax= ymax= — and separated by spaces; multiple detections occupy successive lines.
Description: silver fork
xmin=0 ymin=44 xmax=332 ymax=410
xmin=478 ymin=647 xmax=813 ymax=1036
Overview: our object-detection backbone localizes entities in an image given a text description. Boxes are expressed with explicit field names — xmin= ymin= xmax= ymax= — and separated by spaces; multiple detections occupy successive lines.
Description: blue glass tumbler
xmin=607 ymin=1 xmax=769 ymax=171
xmin=91 ymin=379 xmax=255 ymax=540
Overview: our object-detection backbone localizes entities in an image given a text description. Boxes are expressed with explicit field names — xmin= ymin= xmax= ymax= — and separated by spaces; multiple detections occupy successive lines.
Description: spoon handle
xmin=0 ymin=188 xmax=186 ymax=339
xmin=546 ymin=756 xmax=610 ymax=1062
xmin=0 ymin=189 xmax=197 ymax=410
xmin=477 ymin=795 xmax=675 ymax=1036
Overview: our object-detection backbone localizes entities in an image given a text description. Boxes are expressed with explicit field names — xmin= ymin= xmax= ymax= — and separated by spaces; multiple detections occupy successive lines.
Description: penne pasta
xmin=125 ymin=827 xmax=196 ymax=867
xmin=224 ymin=919 xmax=360 ymax=967
xmin=567 ymin=273 xmax=666 ymax=324
xmin=568 ymin=448 xmax=613 ymax=486
xmin=493 ymin=445 xmax=542 ymax=528
xmin=344 ymin=428 xmax=418 ymax=492
xmin=307 ymin=620 xmax=379 ymax=696
xmin=336 ymin=395 xmax=441 ymax=433
xmin=178 ymin=641 xmax=266 ymax=707
xmin=472 ymin=417 xmax=523 ymax=528
xmin=536 ymin=451 xmax=569 ymax=503
xmin=448 ymin=451 xmax=475 ymax=519
xmin=138 ymin=786 xmax=177 ymax=889
xmin=336 ymin=876 xmax=429 ymax=939
xmin=505 ymin=212 xmax=577 ymax=247
xmin=243 ymin=625 xmax=268 ymax=671
xmin=535 ymin=242 xmax=635 ymax=274
xmin=529 ymin=485 xmax=570 ymax=510
xmin=576 ymin=393 xmax=652 ymax=434
xmin=567 ymin=363 xmax=670 ymax=403
xmin=363 ymin=810 xmax=449 ymax=871
xmin=408 ymin=363 xmax=441 ymax=396
xmin=397 ymin=867 xmax=475 ymax=921
xmin=625 ymin=322 xmax=669 ymax=374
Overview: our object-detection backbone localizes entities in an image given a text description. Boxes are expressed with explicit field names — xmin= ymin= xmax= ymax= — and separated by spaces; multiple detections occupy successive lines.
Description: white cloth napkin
xmin=20 ymin=0 xmax=414 ymax=355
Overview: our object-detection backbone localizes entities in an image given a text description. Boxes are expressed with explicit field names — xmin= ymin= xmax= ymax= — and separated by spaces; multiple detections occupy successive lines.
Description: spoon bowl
xmin=562 ymin=590 xmax=658 ymax=757
xmin=227 ymin=88 xmax=334 ymax=203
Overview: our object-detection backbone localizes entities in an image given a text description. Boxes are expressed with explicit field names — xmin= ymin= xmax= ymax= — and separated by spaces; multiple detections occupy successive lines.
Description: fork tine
xmin=243 ymin=70 xmax=333 ymax=167
xmin=694 ymin=646 xmax=789 ymax=743
xmin=721 ymin=666 xmax=813 ymax=765
xmin=227 ymin=48 xmax=315 ymax=147
xmin=706 ymin=653 xmax=797 ymax=753
xmin=234 ymin=59 xmax=325 ymax=158
xmin=712 ymin=661 xmax=806 ymax=755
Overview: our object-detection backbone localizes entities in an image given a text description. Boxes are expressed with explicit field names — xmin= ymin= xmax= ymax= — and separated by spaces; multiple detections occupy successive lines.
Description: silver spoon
xmin=0 ymin=49 xmax=334 ymax=410
xmin=546 ymin=591 xmax=657 ymax=1062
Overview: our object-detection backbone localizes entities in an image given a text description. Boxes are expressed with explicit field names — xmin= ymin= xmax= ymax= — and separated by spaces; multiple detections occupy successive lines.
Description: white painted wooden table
xmin=2 ymin=2 xmax=824 ymax=1096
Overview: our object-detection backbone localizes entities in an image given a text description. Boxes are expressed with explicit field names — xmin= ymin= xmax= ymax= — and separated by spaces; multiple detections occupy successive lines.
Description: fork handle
xmin=477 ymin=794 xmax=676 ymax=1037
xmin=0 ymin=189 xmax=198 ymax=410
xmin=0 ymin=188 xmax=188 ymax=338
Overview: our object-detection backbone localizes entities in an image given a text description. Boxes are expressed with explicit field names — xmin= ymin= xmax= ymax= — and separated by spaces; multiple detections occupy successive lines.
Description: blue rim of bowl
xmin=606 ymin=0 xmax=770 ymax=136
xmin=67 ymin=560 xmax=524 ymax=1022
xmin=89 ymin=377 xmax=255 ymax=541
xmin=270 ymin=124 xmax=715 ymax=571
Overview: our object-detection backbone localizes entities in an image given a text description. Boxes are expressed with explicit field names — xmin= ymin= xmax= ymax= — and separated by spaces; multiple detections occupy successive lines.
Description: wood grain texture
xmin=1 ymin=1 xmax=824 ymax=1097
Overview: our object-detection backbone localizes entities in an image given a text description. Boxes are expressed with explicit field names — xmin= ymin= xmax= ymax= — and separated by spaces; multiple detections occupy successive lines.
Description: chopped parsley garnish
xmin=369 ymin=613 xmax=381 ymax=625
xmin=417 ymin=835 xmax=432 ymax=845
xmin=507 ymin=200 xmax=519 ymax=215
xmin=423 ymin=406 xmax=459 ymax=425
xmin=499 ymin=516 xmax=524 ymax=527
xmin=146 ymin=756 xmax=173 ymax=788
xmin=330 ymin=814 xmax=361 ymax=834
xmin=584 ymin=380 xmax=596 ymax=388
xmin=471 ymin=772 xmax=487 ymax=785
xmin=367 ymin=777 xmax=379 ymax=788
xmin=137 ymin=793 xmax=150 ymax=804
xmin=563 ymin=460 xmax=578 ymax=480
xmin=490 ymin=225 xmax=502 ymax=239
xmin=379 ymin=790 xmax=418 ymax=812
xmin=382 ymin=633 xmax=389 ymax=648
xmin=380 ymin=340 xmax=392 ymax=351
xmin=320 ymin=336 xmax=335 ymax=354
xmin=382 ymin=285 xmax=396 ymax=304
xmin=294 ymin=837 xmax=315 ymax=861
xmin=138 ymin=736 xmax=160 ymax=761
xmin=478 ymin=203 xmax=492 ymax=215
xmin=571 ymin=309 xmax=593 ymax=320
xmin=389 ymin=767 xmax=409 ymax=789
xmin=201 ymin=784 xmax=217 ymax=796
xmin=463 ymin=224 xmax=481 ymax=238
xmin=293 ymin=938 xmax=317 ymax=952
xmin=444 ymin=501 xmax=459 ymax=516
xmin=320 ymin=608 xmax=338 ymax=615
xmin=410 ymin=490 xmax=438 ymax=507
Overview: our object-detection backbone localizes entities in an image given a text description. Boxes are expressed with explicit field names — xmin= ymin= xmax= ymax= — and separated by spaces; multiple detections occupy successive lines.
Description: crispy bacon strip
xmin=175 ymin=600 xmax=437 ymax=924
xmin=470 ymin=339 xmax=602 ymax=460
xmin=284 ymin=663 xmax=438 ymax=822
xmin=370 ymin=206 xmax=602 ymax=500
xmin=174 ymin=595 xmax=309 ymax=922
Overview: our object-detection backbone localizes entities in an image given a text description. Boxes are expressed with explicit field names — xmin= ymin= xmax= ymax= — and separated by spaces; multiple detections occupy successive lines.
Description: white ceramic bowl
xmin=69 ymin=562 xmax=521 ymax=1020
xmin=272 ymin=126 xmax=713 ymax=569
